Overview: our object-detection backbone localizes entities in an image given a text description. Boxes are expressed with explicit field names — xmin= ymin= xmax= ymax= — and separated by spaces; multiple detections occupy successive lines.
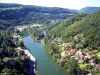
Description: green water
xmin=23 ymin=36 xmax=67 ymax=75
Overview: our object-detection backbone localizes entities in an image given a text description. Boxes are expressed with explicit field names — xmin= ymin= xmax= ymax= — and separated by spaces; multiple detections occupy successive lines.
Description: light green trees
xmin=18 ymin=40 xmax=24 ymax=48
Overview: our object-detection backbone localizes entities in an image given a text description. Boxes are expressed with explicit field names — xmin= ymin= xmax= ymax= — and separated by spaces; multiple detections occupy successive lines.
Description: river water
xmin=23 ymin=36 xmax=67 ymax=75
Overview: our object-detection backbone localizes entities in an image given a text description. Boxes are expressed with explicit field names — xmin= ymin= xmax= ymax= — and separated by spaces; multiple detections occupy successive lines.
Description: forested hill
xmin=79 ymin=7 xmax=100 ymax=14
xmin=0 ymin=3 xmax=77 ymax=14
xmin=47 ymin=11 xmax=100 ymax=50
xmin=0 ymin=3 xmax=77 ymax=30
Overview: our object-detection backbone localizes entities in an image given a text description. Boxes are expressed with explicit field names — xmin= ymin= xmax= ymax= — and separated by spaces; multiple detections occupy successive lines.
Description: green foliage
xmin=47 ymin=11 xmax=100 ymax=50
xmin=19 ymin=50 xmax=25 ymax=56
xmin=45 ymin=11 xmax=100 ymax=75
xmin=0 ymin=30 xmax=33 ymax=75
xmin=0 ymin=3 xmax=77 ymax=30
xmin=47 ymin=13 xmax=87 ymax=40
xmin=17 ymin=40 xmax=24 ymax=48
xmin=45 ymin=43 xmax=61 ymax=61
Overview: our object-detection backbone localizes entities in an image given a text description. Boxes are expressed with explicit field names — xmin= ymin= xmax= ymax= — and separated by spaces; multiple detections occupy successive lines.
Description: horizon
xmin=0 ymin=0 xmax=100 ymax=9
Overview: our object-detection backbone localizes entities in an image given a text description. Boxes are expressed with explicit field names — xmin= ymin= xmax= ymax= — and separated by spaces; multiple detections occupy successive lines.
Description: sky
xmin=0 ymin=0 xmax=100 ymax=9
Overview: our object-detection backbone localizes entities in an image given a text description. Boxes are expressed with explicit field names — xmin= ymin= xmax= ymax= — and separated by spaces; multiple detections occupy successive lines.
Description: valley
xmin=0 ymin=2 xmax=100 ymax=75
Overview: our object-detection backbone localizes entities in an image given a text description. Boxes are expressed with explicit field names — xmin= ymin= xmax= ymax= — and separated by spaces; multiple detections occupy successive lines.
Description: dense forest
xmin=0 ymin=30 xmax=36 ymax=75
xmin=45 ymin=11 xmax=100 ymax=75
xmin=47 ymin=11 xmax=100 ymax=50
xmin=0 ymin=3 xmax=78 ymax=30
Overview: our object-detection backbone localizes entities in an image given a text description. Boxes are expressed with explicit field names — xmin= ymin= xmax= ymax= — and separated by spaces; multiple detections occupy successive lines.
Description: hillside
xmin=79 ymin=7 xmax=100 ymax=14
xmin=0 ymin=30 xmax=36 ymax=75
xmin=45 ymin=11 xmax=100 ymax=75
xmin=47 ymin=11 xmax=100 ymax=50
xmin=0 ymin=3 xmax=77 ymax=30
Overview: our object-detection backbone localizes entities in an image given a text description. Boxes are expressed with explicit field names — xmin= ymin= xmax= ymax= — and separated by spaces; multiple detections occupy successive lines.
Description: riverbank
xmin=13 ymin=28 xmax=37 ymax=75
xmin=23 ymin=36 xmax=67 ymax=75
xmin=16 ymin=47 xmax=37 ymax=73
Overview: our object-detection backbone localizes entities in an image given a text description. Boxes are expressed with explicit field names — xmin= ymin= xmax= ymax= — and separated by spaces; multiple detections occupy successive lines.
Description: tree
xmin=15 ymin=29 xmax=20 ymax=34
xmin=1 ymin=68 xmax=12 ymax=75
xmin=19 ymin=50 xmax=25 ymax=56
xmin=18 ymin=40 xmax=24 ymax=48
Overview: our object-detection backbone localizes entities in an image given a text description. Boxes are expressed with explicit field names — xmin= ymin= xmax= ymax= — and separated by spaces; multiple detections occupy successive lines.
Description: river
xmin=23 ymin=36 xmax=67 ymax=75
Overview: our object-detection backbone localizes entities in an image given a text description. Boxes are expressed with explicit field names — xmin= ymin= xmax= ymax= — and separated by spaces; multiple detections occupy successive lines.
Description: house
xmin=61 ymin=51 xmax=66 ymax=57
xmin=89 ymin=59 xmax=95 ymax=65
xmin=70 ymin=49 xmax=77 ymax=55
xmin=75 ymin=49 xmax=83 ymax=56
xmin=74 ymin=49 xmax=86 ymax=60
xmin=84 ymin=56 xmax=89 ymax=60
xmin=86 ymin=51 xmax=93 ymax=59
xmin=61 ymin=51 xmax=70 ymax=57
xmin=75 ymin=54 xmax=84 ymax=60
xmin=95 ymin=64 xmax=100 ymax=70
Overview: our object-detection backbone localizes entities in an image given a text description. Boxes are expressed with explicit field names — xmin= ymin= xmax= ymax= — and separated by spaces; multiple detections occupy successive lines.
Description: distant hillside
xmin=47 ymin=11 xmax=100 ymax=50
xmin=0 ymin=3 xmax=77 ymax=30
xmin=78 ymin=7 xmax=100 ymax=14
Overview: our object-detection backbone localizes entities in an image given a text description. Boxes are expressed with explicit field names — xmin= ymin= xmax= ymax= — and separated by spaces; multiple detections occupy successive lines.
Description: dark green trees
xmin=0 ymin=30 xmax=32 ymax=75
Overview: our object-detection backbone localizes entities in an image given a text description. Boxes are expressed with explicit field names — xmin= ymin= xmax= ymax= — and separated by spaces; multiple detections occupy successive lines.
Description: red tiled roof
xmin=70 ymin=49 xmax=77 ymax=55
xmin=86 ymin=51 xmax=93 ymax=55
xmin=96 ymin=64 xmax=100 ymax=68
